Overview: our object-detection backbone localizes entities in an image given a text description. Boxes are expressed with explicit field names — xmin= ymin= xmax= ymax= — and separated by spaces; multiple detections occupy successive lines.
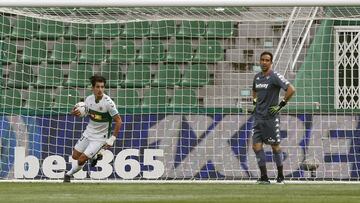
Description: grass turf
xmin=0 ymin=183 xmax=359 ymax=203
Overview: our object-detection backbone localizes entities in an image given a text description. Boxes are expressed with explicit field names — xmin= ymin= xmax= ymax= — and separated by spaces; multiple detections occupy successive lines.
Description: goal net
xmin=0 ymin=6 xmax=359 ymax=181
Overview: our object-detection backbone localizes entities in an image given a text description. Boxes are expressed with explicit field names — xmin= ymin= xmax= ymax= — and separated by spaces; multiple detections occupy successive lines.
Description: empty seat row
xmin=1 ymin=39 xmax=224 ymax=64
xmin=0 ymin=88 xmax=198 ymax=109
xmin=2 ymin=63 xmax=209 ymax=89
xmin=0 ymin=17 xmax=235 ymax=39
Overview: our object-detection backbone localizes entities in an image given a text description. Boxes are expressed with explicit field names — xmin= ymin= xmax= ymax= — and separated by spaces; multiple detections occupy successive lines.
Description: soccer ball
xmin=74 ymin=102 xmax=88 ymax=117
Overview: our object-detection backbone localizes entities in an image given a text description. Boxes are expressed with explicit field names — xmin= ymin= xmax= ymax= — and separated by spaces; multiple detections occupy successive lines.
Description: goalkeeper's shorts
xmin=252 ymin=117 xmax=281 ymax=145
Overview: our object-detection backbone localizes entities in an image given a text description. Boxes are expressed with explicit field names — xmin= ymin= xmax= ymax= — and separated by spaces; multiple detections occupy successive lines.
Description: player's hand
xmin=104 ymin=136 xmax=116 ymax=149
xmin=71 ymin=107 xmax=81 ymax=117
xmin=250 ymin=98 xmax=257 ymax=114
xmin=269 ymin=105 xmax=282 ymax=116
xmin=268 ymin=100 xmax=287 ymax=116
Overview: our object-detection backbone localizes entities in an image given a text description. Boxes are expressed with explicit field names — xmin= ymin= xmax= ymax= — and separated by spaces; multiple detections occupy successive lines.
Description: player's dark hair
xmin=90 ymin=75 xmax=106 ymax=87
xmin=260 ymin=51 xmax=273 ymax=62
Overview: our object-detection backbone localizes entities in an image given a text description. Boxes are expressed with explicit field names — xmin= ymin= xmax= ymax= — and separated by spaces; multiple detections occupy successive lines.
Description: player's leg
xmin=64 ymin=136 xmax=89 ymax=182
xmin=82 ymin=140 xmax=106 ymax=165
xmin=252 ymin=119 xmax=269 ymax=184
xmin=266 ymin=117 xmax=284 ymax=183
xmin=271 ymin=143 xmax=284 ymax=184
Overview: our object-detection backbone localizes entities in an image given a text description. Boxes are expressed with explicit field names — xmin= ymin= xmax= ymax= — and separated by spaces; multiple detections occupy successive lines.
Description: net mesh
xmin=0 ymin=6 xmax=360 ymax=181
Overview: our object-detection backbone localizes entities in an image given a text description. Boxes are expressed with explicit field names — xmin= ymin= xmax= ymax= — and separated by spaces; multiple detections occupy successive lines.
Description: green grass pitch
xmin=0 ymin=182 xmax=359 ymax=203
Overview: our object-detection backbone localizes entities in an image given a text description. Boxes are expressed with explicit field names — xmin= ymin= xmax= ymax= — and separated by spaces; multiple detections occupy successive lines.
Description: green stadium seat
xmin=92 ymin=23 xmax=122 ymax=38
xmin=36 ymin=19 xmax=66 ymax=40
xmin=114 ymin=89 xmax=140 ymax=107
xmin=206 ymin=21 xmax=234 ymax=38
xmin=0 ymin=88 xmax=22 ymax=108
xmin=180 ymin=64 xmax=209 ymax=87
xmin=121 ymin=64 xmax=151 ymax=88
xmin=151 ymin=64 xmax=181 ymax=87
xmin=64 ymin=23 xmax=93 ymax=39
xmin=136 ymin=39 xmax=165 ymax=62
xmin=18 ymin=40 xmax=47 ymax=64
xmin=11 ymin=16 xmax=39 ymax=39
xmin=0 ymin=16 xmax=11 ymax=39
xmin=6 ymin=63 xmax=33 ymax=89
xmin=165 ymin=40 xmax=193 ymax=62
xmin=141 ymin=88 xmax=168 ymax=107
xmin=100 ymin=63 xmax=123 ymax=88
xmin=107 ymin=40 xmax=136 ymax=63
xmin=169 ymin=89 xmax=198 ymax=107
xmin=121 ymin=21 xmax=150 ymax=38
xmin=33 ymin=64 xmax=63 ymax=87
xmin=149 ymin=20 xmax=176 ymax=37
xmin=79 ymin=40 xmax=106 ymax=64
xmin=176 ymin=21 xmax=206 ymax=38
xmin=193 ymin=40 xmax=224 ymax=62
xmin=63 ymin=63 xmax=93 ymax=87
xmin=53 ymin=88 xmax=81 ymax=110
xmin=26 ymin=89 xmax=52 ymax=108
xmin=1 ymin=40 xmax=17 ymax=64
xmin=48 ymin=42 xmax=77 ymax=63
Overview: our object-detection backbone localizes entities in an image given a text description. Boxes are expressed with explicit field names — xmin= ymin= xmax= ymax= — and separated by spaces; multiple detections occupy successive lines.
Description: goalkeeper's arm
xmin=269 ymin=84 xmax=296 ymax=115
xmin=104 ymin=114 xmax=122 ymax=149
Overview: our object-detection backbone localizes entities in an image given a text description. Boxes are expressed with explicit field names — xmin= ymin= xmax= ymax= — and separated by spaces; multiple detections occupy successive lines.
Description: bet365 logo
xmin=14 ymin=147 xmax=164 ymax=179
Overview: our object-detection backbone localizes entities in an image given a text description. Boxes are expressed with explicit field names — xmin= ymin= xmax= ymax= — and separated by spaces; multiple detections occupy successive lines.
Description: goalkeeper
xmin=251 ymin=52 xmax=295 ymax=184
xmin=63 ymin=75 xmax=122 ymax=183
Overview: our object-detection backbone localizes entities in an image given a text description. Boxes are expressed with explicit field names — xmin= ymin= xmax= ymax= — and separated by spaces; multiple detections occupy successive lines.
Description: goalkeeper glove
xmin=269 ymin=99 xmax=287 ymax=116
xmin=106 ymin=135 xmax=117 ymax=147
xmin=251 ymin=98 xmax=257 ymax=114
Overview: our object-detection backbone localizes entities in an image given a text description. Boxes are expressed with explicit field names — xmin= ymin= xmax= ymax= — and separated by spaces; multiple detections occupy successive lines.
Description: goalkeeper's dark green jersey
xmin=252 ymin=70 xmax=290 ymax=119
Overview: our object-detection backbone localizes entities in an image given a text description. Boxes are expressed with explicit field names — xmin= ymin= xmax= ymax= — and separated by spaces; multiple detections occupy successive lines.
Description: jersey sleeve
xmin=273 ymin=72 xmax=290 ymax=90
xmin=106 ymin=97 xmax=119 ymax=117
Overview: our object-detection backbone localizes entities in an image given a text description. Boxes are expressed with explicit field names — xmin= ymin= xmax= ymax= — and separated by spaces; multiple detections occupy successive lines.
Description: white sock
xmin=66 ymin=160 xmax=84 ymax=176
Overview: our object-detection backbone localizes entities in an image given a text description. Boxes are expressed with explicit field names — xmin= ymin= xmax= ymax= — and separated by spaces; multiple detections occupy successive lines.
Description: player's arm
xmin=104 ymin=114 xmax=122 ymax=149
xmin=283 ymin=84 xmax=295 ymax=102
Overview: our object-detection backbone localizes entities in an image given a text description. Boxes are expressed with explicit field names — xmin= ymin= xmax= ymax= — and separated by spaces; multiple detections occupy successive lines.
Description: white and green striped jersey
xmin=83 ymin=94 xmax=119 ymax=141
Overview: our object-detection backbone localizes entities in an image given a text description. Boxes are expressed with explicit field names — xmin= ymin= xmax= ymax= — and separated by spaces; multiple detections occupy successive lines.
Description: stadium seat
xmin=18 ymin=40 xmax=47 ymax=64
xmin=121 ymin=64 xmax=151 ymax=88
xmin=141 ymin=88 xmax=168 ymax=107
xmin=33 ymin=64 xmax=63 ymax=87
xmin=136 ymin=39 xmax=165 ymax=62
xmin=180 ymin=64 xmax=209 ymax=87
xmin=1 ymin=40 xmax=17 ymax=64
xmin=6 ymin=63 xmax=33 ymax=89
xmin=92 ymin=23 xmax=122 ymax=38
xmin=36 ymin=19 xmax=66 ymax=40
xmin=26 ymin=89 xmax=52 ymax=108
xmin=149 ymin=20 xmax=176 ymax=37
xmin=114 ymin=89 xmax=140 ymax=107
xmin=53 ymin=88 xmax=81 ymax=110
xmin=63 ymin=63 xmax=93 ymax=87
xmin=107 ymin=40 xmax=136 ymax=63
xmin=0 ymin=88 xmax=22 ymax=108
xmin=11 ymin=16 xmax=39 ymax=39
xmin=64 ymin=23 xmax=93 ymax=39
xmin=176 ymin=21 xmax=206 ymax=38
xmin=121 ymin=21 xmax=150 ymax=38
xmin=100 ymin=63 xmax=123 ymax=88
xmin=193 ymin=40 xmax=224 ymax=62
xmin=169 ymin=89 xmax=198 ymax=107
xmin=48 ymin=41 xmax=77 ymax=63
xmin=0 ymin=16 xmax=11 ymax=39
xmin=151 ymin=64 xmax=181 ymax=87
xmin=79 ymin=40 xmax=106 ymax=63
xmin=206 ymin=21 xmax=234 ymax=38
xmin=165 ymin=40 xmax=193 ymax=62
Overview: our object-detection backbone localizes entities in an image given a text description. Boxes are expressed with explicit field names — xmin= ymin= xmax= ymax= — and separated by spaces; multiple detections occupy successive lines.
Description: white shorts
xmin=74 ymin=135 xmax=106 ymax=158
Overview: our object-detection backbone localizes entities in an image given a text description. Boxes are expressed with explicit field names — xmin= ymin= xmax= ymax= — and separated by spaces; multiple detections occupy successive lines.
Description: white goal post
xmin=0 ymin=1 xmax=360 ymax=183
